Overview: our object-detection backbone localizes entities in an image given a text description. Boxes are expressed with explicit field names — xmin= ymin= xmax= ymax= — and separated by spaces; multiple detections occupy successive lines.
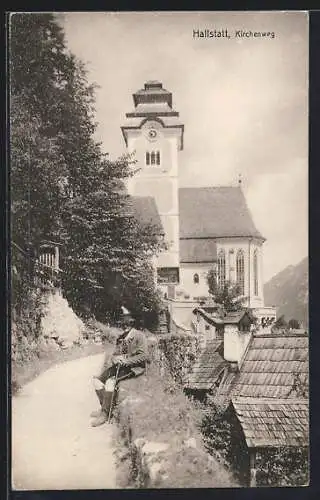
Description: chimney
xmin=223 ymin=312 xmax=253 ymax=367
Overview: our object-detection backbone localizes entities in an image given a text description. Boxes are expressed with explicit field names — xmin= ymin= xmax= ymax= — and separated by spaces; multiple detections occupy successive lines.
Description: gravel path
xmin=12 ymin=353 xmax=117 ymax=490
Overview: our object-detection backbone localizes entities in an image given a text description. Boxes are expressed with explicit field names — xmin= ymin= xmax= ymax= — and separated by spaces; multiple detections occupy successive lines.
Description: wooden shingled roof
xmin=229 ymin=332 xmax=309 ymax=449
xmin=232 ymin=398 xmax=309 ymax=448
xmin=232 ymin=332 xmax=309 ymax=399
xmin=184 ymin=339 xmax=227 ymax=390
xmin=193 ymin=309 xmax=225 ymax=326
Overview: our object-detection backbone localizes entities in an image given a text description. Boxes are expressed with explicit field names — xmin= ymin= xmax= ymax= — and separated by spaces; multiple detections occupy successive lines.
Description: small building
xmin=191 ymin=307 xmax=224 ymax=338
xmin=37 ymin=240 xmax=62 ymax=289
xmin=185 ymin=319 xmax=309 ymax=486
xmin=184 ymin=339 xmax=228 ymax=401
xmin=38 ymin=240 xmax=61 ymax=270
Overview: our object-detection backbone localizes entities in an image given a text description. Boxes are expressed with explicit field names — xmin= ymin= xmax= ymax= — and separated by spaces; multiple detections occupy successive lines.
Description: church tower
xmin=121 ymin=81 xmax=184 ymax=287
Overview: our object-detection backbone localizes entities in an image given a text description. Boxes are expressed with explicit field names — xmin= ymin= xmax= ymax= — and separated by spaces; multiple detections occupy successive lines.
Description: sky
xmin=59 ymin=11 xmax=308 ymax=282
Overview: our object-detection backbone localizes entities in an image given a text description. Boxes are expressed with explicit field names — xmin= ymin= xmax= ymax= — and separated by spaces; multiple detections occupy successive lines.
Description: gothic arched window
xmin=236 ymin=249 xmax=245 ymax=295
xmin=150 ymin=151 xmax=156 ymax=165
xmin=146 ymin=152 xmax=150 ymax=165
xmin=193 ymin=273 xmax=199 ymax=284
xmin=253 ymin=249 xmax=259 ymax=296
xmin=156 ymin=151 xmax=160 ymax=165
xmin=218 ymin=249 xmax=226 ymax=289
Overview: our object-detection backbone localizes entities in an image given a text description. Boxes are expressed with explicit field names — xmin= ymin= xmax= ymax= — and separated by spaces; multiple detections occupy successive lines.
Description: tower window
xmin=253 ymin=249 xmax=258 ymax=296
xmin=146 ymin=150 xmax=160 ymax=166
xmin=193 ymin=273 xmax=199 ymax=284
xmin=218 ymin=249 xmax=226 ymax=289
xmin=236 ymin=249 xmax=245 ymax=295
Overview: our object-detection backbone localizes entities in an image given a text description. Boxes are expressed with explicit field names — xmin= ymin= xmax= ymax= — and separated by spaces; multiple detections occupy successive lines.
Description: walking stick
xmin=108 ymin=363 xmax=120 ymax=423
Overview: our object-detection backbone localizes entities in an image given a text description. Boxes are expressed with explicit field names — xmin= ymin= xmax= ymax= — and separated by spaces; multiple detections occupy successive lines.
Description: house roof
xmin=180 ymin=239 xmax=217 ymax=263
xmin=39 ymin=240 xmax=63 ymax=247
xmin=179 ymin=186 xmax=264 ymax=240
xmin=232 ymin=398 xmax=309 ymax=448
xmin=193 ymin=308 xmax=224 ymax=326
xmin=184 ymin=339 xmax=227 ymax=390
xmin=130 ymin=196 xmax=164 ymax=234
xmin=220 ymin=332 xmax=309 ymax=449
xmin=231 ymin=332 xmax=309 ymax=399
xmin=224 ymin=310 xmax=255 ymax=325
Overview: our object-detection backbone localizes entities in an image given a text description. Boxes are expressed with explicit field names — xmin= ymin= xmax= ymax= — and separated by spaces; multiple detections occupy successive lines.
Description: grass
xmin=114 ymin=361 xmax=238 ymax=488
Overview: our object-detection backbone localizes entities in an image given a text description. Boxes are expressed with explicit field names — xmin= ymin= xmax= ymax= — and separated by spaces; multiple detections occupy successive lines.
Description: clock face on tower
xmin=147 ymin=128 xmax=158 ymax=141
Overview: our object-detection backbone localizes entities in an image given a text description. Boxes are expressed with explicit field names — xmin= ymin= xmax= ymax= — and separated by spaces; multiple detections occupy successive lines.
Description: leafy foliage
xmin=10 ymin=13 xmax=164 ymax=333
xmin=273 ymin=314 xmax=288 ymax=330
xmin=255 ymin=446 xmax=309 ymax=486
xmin=206 ymin=269 xmax=247 ymax=315
xmin=288 ymin=318 xmax=301 ymax=329
xmin=158 ymin=334 xmax=201 ymax=386
xmin=200 ymin=398 xmax=250 ymax=484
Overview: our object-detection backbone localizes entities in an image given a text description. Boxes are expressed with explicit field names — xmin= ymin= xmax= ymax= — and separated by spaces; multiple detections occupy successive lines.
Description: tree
xmin=10 ymin=13 xmax=100 ymax=247
xmin=60 ymin=184 xmax=165 ymax=328
xmin=288 ymin=318 xmax=300 ymax=330
xmin=10 ymin=13 xmax=165 ymax=329
xmin=206 ymin=269 xmax=247 ymax=316
xmin=273 ymin=314 xmax=288 ymax=330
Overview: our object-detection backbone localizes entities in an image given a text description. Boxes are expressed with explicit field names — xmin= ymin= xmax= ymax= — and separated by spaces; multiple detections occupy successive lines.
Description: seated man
xmin=91 ymin=307 xmax=149 ymax=427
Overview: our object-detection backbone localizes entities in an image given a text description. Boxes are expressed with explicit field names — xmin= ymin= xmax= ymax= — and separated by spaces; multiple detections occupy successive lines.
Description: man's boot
xmin=91 ymin=376 xmax=117 ymax=426
xmin=91 ymin=390 xmax=114 ymax=427
xmin=91 ymin=388 xmax=108 ymax=426
xmin=90 ymin=389 xmax=105 ymax=418
xmin=91 ymin=409 xmax=108 ymax=427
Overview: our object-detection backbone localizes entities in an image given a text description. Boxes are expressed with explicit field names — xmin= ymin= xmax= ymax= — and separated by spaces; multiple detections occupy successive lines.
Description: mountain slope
xmin=264 ymin=257 xmax=308 ymax=327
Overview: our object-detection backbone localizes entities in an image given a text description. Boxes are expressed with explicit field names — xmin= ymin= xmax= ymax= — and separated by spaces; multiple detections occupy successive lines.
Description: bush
xmin=86 ymin=320 xmax=121 ymax=344
xmin=158 ymin=334 xmax=201 ymax=386
xmin=200 ymin=397 xmax=250 ymax=484
xmin=12 ymin=286 xmax=47 ymax=365
xmin=255 ymin=446 xmax=309 ymax=486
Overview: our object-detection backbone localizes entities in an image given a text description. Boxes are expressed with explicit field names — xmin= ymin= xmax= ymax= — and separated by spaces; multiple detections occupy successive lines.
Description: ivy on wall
xmin=158 ymin=334 xmax=201 ymax=386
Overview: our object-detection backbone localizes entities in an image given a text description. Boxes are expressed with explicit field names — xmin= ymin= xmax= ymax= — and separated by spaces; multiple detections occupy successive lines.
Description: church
xmin=121 ymin=81 xmax=275 ymax=323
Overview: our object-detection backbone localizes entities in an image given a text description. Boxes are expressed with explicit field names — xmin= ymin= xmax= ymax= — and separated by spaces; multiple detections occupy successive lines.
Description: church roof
xmin=132 ymin=81 xmax=173 ymax=108
xmin=129 ymin=186 xmax=265 ymax=260
xmin=126 ymin=102 xmax=179 ymax=117
xmin=180 ymin=238 xmax=217 ymax=263
xmin=179 ymin=186 xmax=264 ymax=240
xmin=130 ymin=196 xmax=164 ymax=234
